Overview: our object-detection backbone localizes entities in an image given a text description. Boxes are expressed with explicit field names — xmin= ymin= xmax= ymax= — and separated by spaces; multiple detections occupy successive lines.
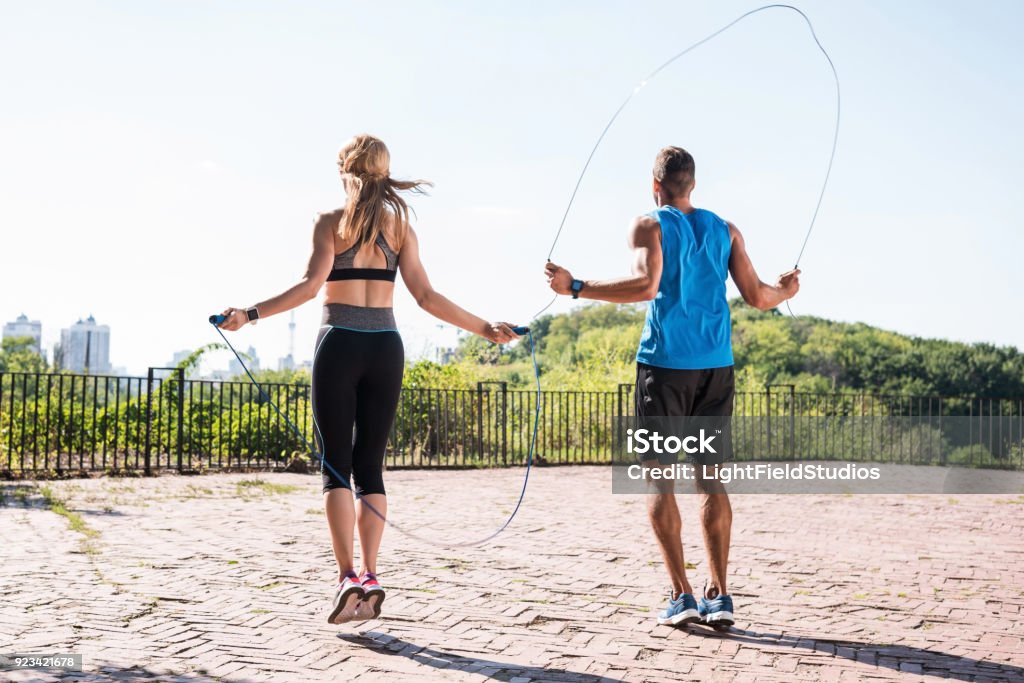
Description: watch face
xmin=246 ymin=308 xmax=259 ymax=321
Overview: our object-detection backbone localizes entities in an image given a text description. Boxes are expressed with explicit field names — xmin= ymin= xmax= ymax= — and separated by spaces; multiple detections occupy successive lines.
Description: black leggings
xmin=312 ymin=327 xmax=404 ymax=495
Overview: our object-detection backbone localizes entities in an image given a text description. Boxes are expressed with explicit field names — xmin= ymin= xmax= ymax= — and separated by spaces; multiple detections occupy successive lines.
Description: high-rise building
xmin=58 ymin=315 xmax=111 ymax=374
xmin=168 ymin=350 xmax=200 ymax=378
xmin=229 ymin=346 xmax=259 ymax=377
xmin=2 ymin=314 xmax=42 ymax=355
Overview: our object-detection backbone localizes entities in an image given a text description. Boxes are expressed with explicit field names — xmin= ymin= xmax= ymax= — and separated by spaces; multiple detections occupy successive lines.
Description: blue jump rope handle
xmin=511 ymin=326 xmax=530 ymax=335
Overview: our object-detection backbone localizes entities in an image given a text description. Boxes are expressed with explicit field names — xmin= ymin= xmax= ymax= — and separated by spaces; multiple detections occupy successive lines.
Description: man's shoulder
xmin=633 ymin=212 xmax=661 ymax=227
xmin=693 ymin=207 xmax=728 ymax=225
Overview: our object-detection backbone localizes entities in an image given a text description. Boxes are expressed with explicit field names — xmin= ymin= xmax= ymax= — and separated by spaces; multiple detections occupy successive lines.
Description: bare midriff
xmin=324 ymin=221 xmax=400 ymax=309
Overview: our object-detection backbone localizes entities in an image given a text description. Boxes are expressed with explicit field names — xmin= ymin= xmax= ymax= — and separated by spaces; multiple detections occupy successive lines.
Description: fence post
xmin=144 ymin=368 xmax=154 ymax=476
xmin=145 ymin=366 xmax=179 ymax=475
xmin=615 ymin=384 xmax=633 ymax=464
xmin=501 ymin=382 xmax=507 ymax=465
xmin=176 ymin=368 xmax=185 ymax=472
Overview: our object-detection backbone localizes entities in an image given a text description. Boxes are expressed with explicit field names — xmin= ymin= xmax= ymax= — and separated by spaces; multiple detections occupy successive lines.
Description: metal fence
xmin=1 ymin=370 xmax=1022 ymax=475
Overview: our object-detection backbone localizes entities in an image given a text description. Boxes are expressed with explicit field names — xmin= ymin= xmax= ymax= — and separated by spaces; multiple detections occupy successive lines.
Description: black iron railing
xmin=1 ymin=371 xmax=1022 ymax=474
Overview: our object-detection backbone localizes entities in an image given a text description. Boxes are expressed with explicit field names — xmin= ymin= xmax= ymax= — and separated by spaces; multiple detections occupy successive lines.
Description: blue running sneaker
xmin=656 ymin=591 xmax=700 ymax=626
xmin=698 ymin=593 xmax=735 ymax=627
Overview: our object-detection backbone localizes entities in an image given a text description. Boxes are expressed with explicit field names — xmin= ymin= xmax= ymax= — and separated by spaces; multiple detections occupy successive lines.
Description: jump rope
xmin=210 ymin=3 xmax=840 ymax=549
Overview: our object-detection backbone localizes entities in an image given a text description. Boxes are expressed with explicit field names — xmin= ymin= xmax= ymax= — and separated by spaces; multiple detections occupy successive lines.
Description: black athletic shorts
xmin=634 ymin=363 xmax=735 ymax=465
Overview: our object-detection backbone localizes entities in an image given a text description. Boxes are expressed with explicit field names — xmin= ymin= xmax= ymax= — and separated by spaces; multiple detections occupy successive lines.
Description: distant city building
xmin=277 ymin=354 xmax=295 ymax=371
xmin=229 ymin=346 xmax=259 ymax=376
xmin=58 ymin=315 xmax=111 ymax=374
xmin=168 ymin=350 xmax=199 ymax=378
xmin=170 ymin=350 xmax=192 ymax=366
xmin=3 ymin=313 xmax=42 ymax=355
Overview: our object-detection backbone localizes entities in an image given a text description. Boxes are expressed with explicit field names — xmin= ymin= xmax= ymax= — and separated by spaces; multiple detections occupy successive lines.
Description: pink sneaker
xmin=353 ymin=572 xmax=385 ymax=621
xmin=328 ymin=574 xmax=364 ymax=624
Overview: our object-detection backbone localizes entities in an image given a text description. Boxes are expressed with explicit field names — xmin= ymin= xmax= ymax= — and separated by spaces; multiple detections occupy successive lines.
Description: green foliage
xmin=242 ymin=367 xmax=312 ymax=386
xmin=444 ymin=300 xmax=1024 ymax=400
xmin=0 ymin=336 xmax=47 ymax=373
xmin=402 ymin=360 xmax=478 ymax=390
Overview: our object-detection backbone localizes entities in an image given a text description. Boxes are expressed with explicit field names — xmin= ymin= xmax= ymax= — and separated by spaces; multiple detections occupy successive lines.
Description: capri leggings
xmin=312 ymin=326 xmax=404 ymax=496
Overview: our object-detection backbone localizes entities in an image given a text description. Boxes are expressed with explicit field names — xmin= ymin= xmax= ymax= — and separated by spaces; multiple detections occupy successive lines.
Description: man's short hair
xmin=653 ymin=147 xmax=695 ymax=199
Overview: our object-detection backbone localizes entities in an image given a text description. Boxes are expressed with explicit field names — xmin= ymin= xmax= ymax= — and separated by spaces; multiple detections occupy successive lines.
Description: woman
xmin=216 ymin=134 xmax=517 ymax=624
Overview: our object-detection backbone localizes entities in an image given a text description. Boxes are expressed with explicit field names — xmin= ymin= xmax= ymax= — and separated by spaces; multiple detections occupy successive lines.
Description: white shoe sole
xmin=353 ymin=589 xmax=385 ymax=621
xmin=701 ymin=610 xmax=734 ymax=626
xmin=657 ymin=608 xmax=701 ymax=626
xmin=328 ymin=586 xmax=364 ymax=624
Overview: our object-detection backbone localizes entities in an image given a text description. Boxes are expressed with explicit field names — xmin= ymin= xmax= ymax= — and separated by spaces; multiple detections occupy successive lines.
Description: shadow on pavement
xmin=340 ymin=631 xmax=628 ymax=682
xmin=683 ymin=623 xmax=1023 ymax=681
xmin=47 ymin=666 xmax=259 ymax=682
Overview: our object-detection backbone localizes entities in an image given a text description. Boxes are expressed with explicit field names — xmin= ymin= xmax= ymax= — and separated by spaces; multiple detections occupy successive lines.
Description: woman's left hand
xmin=216 ymin=307 xmax=249 ymax=331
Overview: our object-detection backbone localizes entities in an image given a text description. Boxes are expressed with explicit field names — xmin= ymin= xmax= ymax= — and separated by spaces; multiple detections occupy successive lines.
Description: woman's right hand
xmin=216 ymin=307 xmax=249 ymax=332
xmin=483 ymin=322 xmax=519 ymax=344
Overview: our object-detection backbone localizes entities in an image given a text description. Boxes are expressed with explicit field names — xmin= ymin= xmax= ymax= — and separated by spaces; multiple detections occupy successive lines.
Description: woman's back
xmin=323 ymin=208 xmax=403 ymax=309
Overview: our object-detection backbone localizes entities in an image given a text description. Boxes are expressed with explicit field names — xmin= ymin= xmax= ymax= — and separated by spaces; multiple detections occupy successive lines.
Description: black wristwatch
xmin=570 ymin=279 xmax=585 ymax=299
xmin=245 ymin=306 xmax=260 ymax=324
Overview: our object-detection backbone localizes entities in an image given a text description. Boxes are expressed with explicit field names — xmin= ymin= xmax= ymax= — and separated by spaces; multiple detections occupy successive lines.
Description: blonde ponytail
xmin=337 ymin=134 xmax=431 ymax=250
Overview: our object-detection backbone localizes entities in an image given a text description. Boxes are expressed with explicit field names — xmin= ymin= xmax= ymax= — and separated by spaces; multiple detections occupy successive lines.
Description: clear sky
xmin=2 ymin=0 xmax=1022 ymax=375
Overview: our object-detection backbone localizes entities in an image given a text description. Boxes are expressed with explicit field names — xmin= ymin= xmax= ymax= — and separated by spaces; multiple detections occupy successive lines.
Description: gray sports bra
xmin=326 ymin=234 xmax=398 ymax=282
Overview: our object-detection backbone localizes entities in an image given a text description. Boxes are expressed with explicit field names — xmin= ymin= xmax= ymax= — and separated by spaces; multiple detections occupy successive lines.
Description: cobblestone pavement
xmin=2 ymin=467 xmax=1023 ymax=682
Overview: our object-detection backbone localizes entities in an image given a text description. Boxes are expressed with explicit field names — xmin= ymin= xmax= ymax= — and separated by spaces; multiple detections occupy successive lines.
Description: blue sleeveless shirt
xmin=636 ymin=206 xmax=734 ymax=370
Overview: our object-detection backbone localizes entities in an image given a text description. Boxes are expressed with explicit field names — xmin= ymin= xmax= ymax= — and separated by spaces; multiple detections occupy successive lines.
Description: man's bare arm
xmin=727 ymin=221 xmax=800 ymax=310
xmin=545 ymin=216 xmax=663 ymax=304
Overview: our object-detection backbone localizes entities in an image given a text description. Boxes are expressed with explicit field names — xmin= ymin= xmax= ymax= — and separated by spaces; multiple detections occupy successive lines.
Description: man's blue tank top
xmin=636 ymin=206 xmax=734 ymax=370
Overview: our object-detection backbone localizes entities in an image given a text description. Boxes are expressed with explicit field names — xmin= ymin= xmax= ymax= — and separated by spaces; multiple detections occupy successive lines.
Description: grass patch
xmin=38 ymin=485 xmax=101 ymax=556
xmin=852 ymin=593 xmax=868 ymax=600
xmin=236 ymin=479 xmax=299 ymax=496
xmin=181 ymin=485 xmax=215 ymax=499
xmin=995 ymin=495 xmax=1024 ymax=505
xmin=251 ymin=608 xmax=269 ymax=614
xmin=258 ymin=581 xmax=284 ymax=591
xmin=227 ymin=560 xmax=239 ymax=565
xmin=897 ymin=592 xmax=908 ymax=598
xmin=684 ymin=561 xmax=697 ymax=570
xmin=305 ymin=508 xmax=323 ymax=515
xmin=39 ymin=486 xmax=98 ymax=539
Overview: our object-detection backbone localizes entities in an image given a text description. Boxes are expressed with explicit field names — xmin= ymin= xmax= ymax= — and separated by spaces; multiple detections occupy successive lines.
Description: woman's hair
xmin=336 ymin=134 xmax=431 ymax=250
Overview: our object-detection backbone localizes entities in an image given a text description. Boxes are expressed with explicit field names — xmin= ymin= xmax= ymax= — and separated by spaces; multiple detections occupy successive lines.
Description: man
xmin=545 ymin=146 xmax=800 ymax=628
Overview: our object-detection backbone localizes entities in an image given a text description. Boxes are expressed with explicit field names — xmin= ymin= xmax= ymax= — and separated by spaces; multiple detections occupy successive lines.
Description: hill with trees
xmin=440 ymin=300 xmax=1024 ymax=399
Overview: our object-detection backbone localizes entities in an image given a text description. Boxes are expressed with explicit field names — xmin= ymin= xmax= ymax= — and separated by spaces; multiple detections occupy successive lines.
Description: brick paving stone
xmin=2 ymin=468 xmax=1023 ymax=681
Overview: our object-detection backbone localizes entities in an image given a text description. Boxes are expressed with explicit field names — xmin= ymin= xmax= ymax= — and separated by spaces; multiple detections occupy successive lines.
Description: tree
xmin=0 ymin=336 xmax=47 ymax=373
